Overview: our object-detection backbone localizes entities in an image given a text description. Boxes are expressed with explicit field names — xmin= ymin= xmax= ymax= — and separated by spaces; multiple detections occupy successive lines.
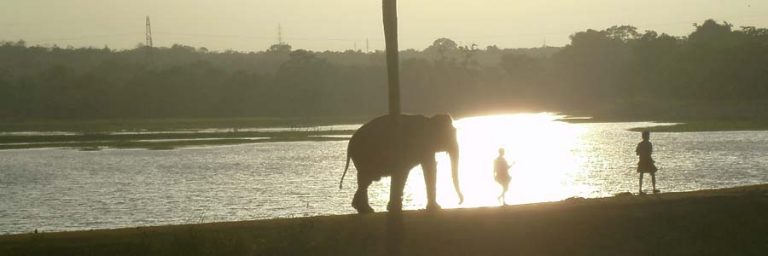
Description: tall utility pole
xmin=145 ymin=16 xmax=153 ymax=47
xmin=277 ymin=24 xmax=284 ymax=45
xmin=383 ymin=2 xmax=405 ymax=255
xmin=383 ymin=0 xmax=400 ymax=116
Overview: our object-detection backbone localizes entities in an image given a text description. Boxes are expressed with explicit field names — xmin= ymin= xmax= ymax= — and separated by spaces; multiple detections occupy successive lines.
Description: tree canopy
xmin=1 ymin=19 xmax=766 ymax=121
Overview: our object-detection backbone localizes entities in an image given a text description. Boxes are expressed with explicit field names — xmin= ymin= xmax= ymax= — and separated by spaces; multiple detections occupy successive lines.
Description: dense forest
xmin=0 ymin=19 xmax=766 ymax=121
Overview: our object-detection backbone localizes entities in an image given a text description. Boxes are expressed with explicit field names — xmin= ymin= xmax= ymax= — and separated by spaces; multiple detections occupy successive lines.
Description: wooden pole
xmin=383 ymin=0 xmax=400 ymax=116
xmin=383 ymin=1 xmax=404 ymax=254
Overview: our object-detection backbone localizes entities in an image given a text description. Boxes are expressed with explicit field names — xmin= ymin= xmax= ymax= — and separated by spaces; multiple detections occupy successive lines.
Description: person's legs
xmin=638 ymin=173 xmax=644 ymax=194
xmin=497 ymin=182 xmax=503 ymax=202
xmin=501 ymin=182 xmax=509 ymax=205
xmin=651 ymin=173 xmax=658 ymax=193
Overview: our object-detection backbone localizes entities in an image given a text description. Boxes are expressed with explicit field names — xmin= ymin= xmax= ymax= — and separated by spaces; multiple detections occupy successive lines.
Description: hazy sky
xmin=1 ymin=0 xmax=765 ymax=52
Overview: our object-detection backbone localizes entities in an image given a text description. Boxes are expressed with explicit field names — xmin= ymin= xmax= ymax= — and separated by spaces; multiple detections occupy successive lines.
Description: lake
xmin=1 ymin=114 xmax=767 ymax=235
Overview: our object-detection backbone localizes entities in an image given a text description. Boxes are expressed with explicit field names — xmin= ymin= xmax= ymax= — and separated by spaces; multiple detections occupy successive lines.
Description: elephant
xmin=339 ymin=114 xmax=464 ymax=213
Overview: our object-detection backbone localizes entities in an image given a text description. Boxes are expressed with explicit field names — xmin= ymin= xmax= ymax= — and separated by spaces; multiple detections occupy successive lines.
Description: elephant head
xmin=339 ymin=114 xmax=464 ymax=214
xmin=427 ymin=114 xmax=464 ymax=204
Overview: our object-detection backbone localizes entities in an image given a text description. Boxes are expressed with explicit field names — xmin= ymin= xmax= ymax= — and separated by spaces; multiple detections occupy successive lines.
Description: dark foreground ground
xmin=2 ymin=185 xmax=767 ymax=256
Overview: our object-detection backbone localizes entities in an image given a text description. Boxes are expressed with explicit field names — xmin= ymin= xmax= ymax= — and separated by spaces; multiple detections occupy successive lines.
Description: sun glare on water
xmin=399 ymin=113 xmax=591 ymax=209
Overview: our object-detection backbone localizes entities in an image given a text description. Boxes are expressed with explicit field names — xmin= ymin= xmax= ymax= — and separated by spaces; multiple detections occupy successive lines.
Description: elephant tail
xmin=339 ymin=153 xmax=351 ymax=190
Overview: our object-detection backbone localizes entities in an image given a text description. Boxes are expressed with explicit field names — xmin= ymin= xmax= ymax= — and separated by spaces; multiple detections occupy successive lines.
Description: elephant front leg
xmin=387 ymin=172 xmax=408 ymax=213
xmin=422 ymin=159 xmax=441 ymax=211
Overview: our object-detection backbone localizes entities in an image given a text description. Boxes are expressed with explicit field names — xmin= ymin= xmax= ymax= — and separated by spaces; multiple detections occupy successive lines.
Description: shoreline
xmin=3 ymin=115 xmax=768 ymax=151
xmin=2 ymin=184 xmax=766 ymax=255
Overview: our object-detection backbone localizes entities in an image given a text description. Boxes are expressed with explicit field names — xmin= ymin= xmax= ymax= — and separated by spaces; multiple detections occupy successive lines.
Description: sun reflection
xmin=398 ymin=113 xmax=591 ymax=210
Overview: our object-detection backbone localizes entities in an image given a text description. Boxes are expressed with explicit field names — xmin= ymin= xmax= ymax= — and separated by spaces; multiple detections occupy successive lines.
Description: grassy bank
xmin=0 ymin=130 xmax=354 ymax=150
xmin=0 ymin=116 xmax=370 ymax=133
xmin=0 ymin=116 xmax=362 ymax=150
xmin=1 ymin=185 xmax=766 ymax=255
xmin=559 ymin=117 xmax=768 ymax=133
xmin=627 ymin=120 xmax=768 ymax=132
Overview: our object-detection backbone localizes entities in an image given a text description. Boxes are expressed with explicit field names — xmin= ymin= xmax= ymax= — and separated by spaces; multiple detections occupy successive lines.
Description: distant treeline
xmin=1 ymin=19 xmax=766 ymax=120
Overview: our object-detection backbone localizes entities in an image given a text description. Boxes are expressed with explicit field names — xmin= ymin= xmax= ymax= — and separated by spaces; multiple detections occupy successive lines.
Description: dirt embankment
xmin=1 ymin=185 xmax=767 ymax=255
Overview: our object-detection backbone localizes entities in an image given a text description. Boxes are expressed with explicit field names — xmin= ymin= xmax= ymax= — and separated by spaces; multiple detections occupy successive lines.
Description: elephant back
xmin=350 ymin=114 xmax=430 ymax=144
xmin=348 ymin=115 xmax=432 ymax=172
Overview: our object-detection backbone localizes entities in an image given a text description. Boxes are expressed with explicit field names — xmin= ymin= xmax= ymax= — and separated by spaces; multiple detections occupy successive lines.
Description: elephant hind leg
xmin=352 ymin=177 xmax=374 ymax=214
xmin=387 ymin=172 xmax=409 ymax=213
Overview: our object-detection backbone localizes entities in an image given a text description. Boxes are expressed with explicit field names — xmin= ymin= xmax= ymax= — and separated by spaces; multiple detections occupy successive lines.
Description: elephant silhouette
xmin=339 ymin=114 xmax=464 ymax=213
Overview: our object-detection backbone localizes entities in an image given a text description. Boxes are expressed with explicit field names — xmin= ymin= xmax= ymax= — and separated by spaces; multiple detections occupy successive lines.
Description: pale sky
xmin=0 ymin=0 xmax=765 ymax=52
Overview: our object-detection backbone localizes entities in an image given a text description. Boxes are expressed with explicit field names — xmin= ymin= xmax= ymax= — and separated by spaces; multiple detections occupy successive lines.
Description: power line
xmin=152 ymin=31 xmax=371 ymax=42
xmin=17 ymin=13 xmax=765 ymax=49
xmin=24 ymin=33 xmax=142 ymax=44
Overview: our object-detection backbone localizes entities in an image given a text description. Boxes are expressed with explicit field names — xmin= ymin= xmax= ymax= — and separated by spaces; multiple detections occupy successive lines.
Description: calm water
xmin=1 ymin=114 xmax=767 ymax=234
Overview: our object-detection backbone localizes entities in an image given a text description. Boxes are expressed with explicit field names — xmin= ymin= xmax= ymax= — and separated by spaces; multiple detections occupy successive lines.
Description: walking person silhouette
xmin=636 ymin=131 xmax=659 ymax=194
xmin=494 ymin=148 xmax=512 ymax=205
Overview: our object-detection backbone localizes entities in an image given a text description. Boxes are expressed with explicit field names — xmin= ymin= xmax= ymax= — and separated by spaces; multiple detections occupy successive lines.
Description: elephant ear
xmin=429 ymin=114 xmax=457 ymax=148
xmin=430 ymin=114 xmax=456 ymax=131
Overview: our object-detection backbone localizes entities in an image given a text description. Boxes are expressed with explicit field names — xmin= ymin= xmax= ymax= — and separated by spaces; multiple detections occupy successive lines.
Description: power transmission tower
xmin=145 ymin=16 xmax=153 ymax=47
xmin=277 ymin=24 xmax=284 ymax=45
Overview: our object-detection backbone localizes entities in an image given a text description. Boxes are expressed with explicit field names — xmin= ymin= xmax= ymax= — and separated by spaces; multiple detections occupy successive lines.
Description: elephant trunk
xmin=449 ymin=143 xmax=464 ymax=204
